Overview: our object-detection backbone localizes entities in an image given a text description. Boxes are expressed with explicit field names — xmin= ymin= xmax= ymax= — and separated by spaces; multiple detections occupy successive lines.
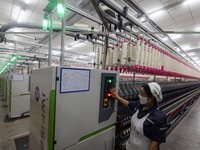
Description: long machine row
xmin=115 ymin=81 xmax=200 ymax=150
xmin=95 ymin=37 xmax=200 ymax=78
xmin=1 ymin=69 xmax=200 ymax=150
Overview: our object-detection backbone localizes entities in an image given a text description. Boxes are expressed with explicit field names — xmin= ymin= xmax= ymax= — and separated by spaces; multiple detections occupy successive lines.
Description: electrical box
xmin=7 ymin=74 xmax=30 ymax=118
xmin=29 ymin=67 xmax=119 ymax=150
xmin=99 ymin=73 xmax=117 ymax=122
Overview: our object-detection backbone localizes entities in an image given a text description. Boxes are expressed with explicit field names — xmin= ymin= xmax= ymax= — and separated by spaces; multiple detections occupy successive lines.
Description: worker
xmin=110 ymin=82 xmax=167 ymax=150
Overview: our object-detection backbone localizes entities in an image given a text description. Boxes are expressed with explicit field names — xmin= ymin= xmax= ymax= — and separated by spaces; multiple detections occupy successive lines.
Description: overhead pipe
xmin=15 ymin=34 xmax=41 ymax=40
xmin=0 ymin=22 xmax=42 ymax=43
xmin=66 ymin=4 xmax=102 ymax=25
xmin=91 ymin=0 xmax=110 ymax=31
xmin=0 ymin=47 xmax=92 ymax=65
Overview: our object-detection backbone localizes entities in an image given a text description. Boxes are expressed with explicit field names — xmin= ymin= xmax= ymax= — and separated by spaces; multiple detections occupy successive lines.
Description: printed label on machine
xmin=60 ymin=68 xmax=91 ymax=93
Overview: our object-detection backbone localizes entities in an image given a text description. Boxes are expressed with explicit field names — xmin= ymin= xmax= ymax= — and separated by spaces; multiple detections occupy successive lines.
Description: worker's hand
xmin=110 ymin=88 xmax=119 ymax=99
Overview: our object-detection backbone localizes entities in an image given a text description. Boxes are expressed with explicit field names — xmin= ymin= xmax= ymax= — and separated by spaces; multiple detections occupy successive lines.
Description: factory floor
xmin=0 ymin=95 xmax=200 ymax=150
xmin=0 ymin=95 xmax=29 ymax=150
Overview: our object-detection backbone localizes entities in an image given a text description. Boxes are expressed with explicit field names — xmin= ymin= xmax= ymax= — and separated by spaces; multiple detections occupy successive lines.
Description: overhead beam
xmin=91 ymin=0 xmax=110 ymax=31
xmin=66 ymin=4 xmax=102 ymax=25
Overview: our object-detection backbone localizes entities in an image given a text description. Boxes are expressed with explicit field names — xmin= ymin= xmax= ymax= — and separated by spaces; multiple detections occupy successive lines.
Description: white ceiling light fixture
xmin=181 ymin=53 xmax=186 ymax=57
xmin=25 ymin=0 xmax=30 ymax=4
xmin=88 ymin=52 xmax=96 ymax=56
xmin=183 ymin=1 xmax=188 ymax=5
xmin=79 ymin=56 xmax=87 ymax=59
xmin=174 ymin=47 xmax=181 ymax=52
xmin=195 ymin=60 xmax=200 ymax=63
xmin=149 ymin=10 xmax=165 ymax=18
xmin=170 ymin=34 xmax=182 ymax=39
xmin=183 ymin=0 xmax=198 ymax=5
xmin=195 ymin=26 xmax=200 ymax=31
xmin=73 ymin=56 xmax=78 ymax=60
xmin=182 ymin=45 xmax=191 ymax=51
xmin=65 ymin=46 xmax=72 ymax=50
xmin=140 ymin=17 xmax=146 ymax=23
xmin=162 ymin=37 xmax=168 ymax=41
xmin=71 ymin=42 xmax=85 ymax=48
xmin=52 ymin=51 xmax=61 ymax=55
xmin=188 ymin=52 xmax=196 ymax=56
xmin=192 ymin=57 xmax=199 ymax=60
xmin=17 ymin=9 xmax=25 ymax=23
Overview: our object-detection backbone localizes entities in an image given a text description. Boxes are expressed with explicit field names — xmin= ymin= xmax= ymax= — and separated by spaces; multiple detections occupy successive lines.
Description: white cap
xmin=148 ymin=82 xmax=163 ymax=102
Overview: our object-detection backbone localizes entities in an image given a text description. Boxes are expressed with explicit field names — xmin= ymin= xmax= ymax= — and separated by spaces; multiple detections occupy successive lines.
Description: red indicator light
xmin=106 ymin=93 xmax=111 ymax=97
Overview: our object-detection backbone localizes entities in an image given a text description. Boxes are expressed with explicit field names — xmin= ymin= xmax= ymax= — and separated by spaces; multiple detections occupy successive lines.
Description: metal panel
xmin=29 ymin=67 xmax=56 ymax=150
xmin=54 ymin=67 xmax=119 ymax=150
xmin=9 ymin=74 xmax=30 ymax=118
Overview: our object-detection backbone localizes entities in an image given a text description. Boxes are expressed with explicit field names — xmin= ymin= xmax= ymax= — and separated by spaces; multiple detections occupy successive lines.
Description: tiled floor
xmin=161 ymin=99 xmax=200 ymax=150
xmin=1 ymin=94 xmax=200 ymax=150
xmin=0 ymin=95 xmax=29 ymax=150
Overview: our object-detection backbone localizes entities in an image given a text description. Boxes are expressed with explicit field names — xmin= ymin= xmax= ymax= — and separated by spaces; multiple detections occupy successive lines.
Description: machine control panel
xmin=103 ymin=77 xmax=115 ymax=108
xmin=99 ymin=73 xmax=117 ymax=122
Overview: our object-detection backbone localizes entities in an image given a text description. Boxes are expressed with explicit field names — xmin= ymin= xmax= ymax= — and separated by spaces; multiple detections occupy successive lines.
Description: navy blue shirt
xmin=128 ymin=101 xmax=167 ymax=143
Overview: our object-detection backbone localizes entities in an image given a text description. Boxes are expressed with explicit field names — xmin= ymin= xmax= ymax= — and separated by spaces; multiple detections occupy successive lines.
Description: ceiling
xmin=0 ymin=0 xmax=200 ymax=72
xmin=131 ymin=0 xmax=200 ymax=65
xmin=0 ymin=0 xmax=101 ymax=68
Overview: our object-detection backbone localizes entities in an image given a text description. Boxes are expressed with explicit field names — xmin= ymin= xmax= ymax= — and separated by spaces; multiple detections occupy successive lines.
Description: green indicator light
xmin=107 ymin=79 xmax=112 ymax=83
xmin=11 ymin=56 xmax=17 ymax=62
xmin=57 ymin=3 xmax=65 ymax=19
xmin=43 ymin=19 xmax=48 ymax=30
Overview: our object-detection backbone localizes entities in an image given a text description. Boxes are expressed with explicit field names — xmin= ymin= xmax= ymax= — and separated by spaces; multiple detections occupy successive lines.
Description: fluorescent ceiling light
xmin=188 ymin=52 xmax=196 ymax=56
xmin=79 ymin=56 xmax=86 ymax=59
xmin=18 ymin=9 xmax=25 ymax=22
xmin=65 ymin=46 xmax=71 ymax=50
xmin=183 ymin=0 xmax=198 ymax=5
xmin=140 ymin=17 xmax=146 ymax=22
xmin=73 ymin=56 xmax=78 ymax=60
xmin=52 ymin=51 xmax=61 ymax=55
xmin=195 ymin=60 xmax=200 ymax=63
xmin=195 ymin=27 xmax=200 ymax=31
xmin=88 ymin=52 xmax=96 ymax=56
xmin=170 ymin=34 xmax=182 ymax=39
xmin=174 ymin=47 xmax=180 ymax=52
xmin=183 ymin=1 xmax=188 ymax=5
xmin=192 ymin=57 xmax=199 ymax=60
xmin=182 ymin=45 xmax=191 ymax=51
xmin=149 ymin=10 xmax=165 ymax=18
xmin=71 ymin=42 xmax=85 ymax=48
xmin=181 ymin=53 xmax=186 ymax=57
xmin=25 ymin=0 xmax=30 ymax=3
xmin=162 ymin=37 xmax=168 ymax=41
